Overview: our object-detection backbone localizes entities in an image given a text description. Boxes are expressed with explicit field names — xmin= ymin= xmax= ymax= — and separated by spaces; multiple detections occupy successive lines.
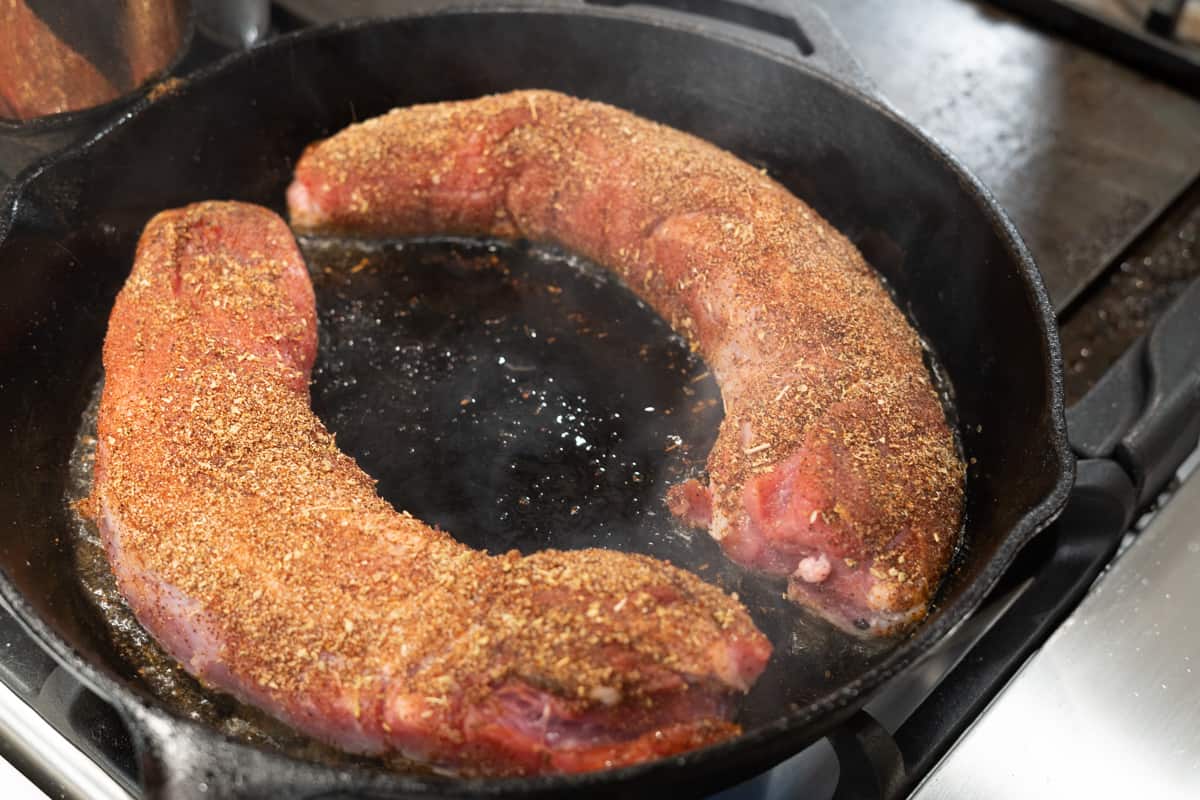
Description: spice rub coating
xmin=287 ymin=90 xmax=966 ymax=635
xmin=91 ymin=201 xmax=771 ymax=775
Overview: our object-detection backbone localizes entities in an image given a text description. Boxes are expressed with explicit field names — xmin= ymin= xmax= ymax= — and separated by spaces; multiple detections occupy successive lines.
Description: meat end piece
xmin=667 ymin=479 xmax=713 ymax=530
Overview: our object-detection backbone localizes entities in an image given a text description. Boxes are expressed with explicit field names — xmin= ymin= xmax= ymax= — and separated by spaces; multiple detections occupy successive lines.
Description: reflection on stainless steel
xmin=0 ymin=678 xmax=130 ymax=800
xmin=196 ymin=0 xmax=269 ymax=48
xmin=914 ymin=459 xmax=1200 ymax=799
xmin=0 ymin=0 xmax=188 ymax=120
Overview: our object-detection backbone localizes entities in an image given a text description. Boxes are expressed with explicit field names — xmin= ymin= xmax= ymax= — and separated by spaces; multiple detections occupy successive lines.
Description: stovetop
xmin=912 ymin=448 xmax=1200 ymax=799
xmin=2 ymin=1 xmax=1200 ymax=798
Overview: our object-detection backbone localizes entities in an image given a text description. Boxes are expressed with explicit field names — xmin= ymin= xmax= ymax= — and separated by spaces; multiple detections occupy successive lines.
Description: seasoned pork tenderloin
xmin=92 ymin=201 xmax=771 ymax=775
xmin=287 ymin=90 xmax=965 ymax=635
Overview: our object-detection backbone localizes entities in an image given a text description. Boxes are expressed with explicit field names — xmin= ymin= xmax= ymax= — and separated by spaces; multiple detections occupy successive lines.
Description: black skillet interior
xmin=0 ymin=8 xmax=1072 ymax=798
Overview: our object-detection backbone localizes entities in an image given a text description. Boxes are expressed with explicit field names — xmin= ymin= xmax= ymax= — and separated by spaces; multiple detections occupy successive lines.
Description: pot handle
xmin=580 ymin=0 xmax=878 ymax=97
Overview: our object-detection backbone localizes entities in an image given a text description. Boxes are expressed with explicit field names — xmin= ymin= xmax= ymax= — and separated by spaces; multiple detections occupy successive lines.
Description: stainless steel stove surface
xmin=2 ymin=1 xmax=1200 ymax=799
xmin=913 ymin=450 xmax=1200 ymax=799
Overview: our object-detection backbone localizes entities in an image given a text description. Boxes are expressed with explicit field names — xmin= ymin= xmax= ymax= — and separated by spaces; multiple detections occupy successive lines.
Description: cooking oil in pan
xmin=303 ymin=236 xmax=724 ymax=558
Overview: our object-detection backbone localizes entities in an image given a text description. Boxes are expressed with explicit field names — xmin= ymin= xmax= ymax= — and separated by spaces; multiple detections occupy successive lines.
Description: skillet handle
xmin=581 ymin=0 xmax=879 ymax=97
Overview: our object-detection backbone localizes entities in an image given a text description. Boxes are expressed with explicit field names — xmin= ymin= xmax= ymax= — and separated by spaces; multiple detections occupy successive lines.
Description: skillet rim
xmin=0 ymin=5 xmax=1075 ymax=794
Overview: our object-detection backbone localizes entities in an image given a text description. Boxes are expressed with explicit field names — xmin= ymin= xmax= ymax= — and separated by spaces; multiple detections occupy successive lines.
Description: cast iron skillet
xmin=0 ymin=3 xmax=1073 ymax=797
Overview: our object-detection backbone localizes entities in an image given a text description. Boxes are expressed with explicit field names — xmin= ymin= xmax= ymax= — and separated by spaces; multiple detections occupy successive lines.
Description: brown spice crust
xmin=289 ymin=90 xmax=965 ymax=621
xmin=92 ymin=201 xmax=768 ymax=773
